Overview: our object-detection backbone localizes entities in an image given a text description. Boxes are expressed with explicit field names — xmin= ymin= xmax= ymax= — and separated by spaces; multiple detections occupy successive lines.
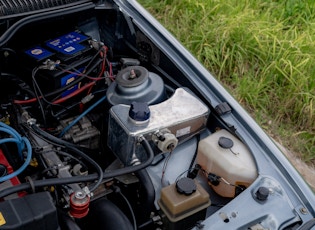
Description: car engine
xmin=0 ymin=2 xmax=260 ymax=229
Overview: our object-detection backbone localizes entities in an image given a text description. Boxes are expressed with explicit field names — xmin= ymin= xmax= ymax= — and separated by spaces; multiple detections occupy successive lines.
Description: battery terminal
xmin=39 ymin=59 xmax=60 ymax=70
xmin=89 ymin=39 xmax=104 ymax=51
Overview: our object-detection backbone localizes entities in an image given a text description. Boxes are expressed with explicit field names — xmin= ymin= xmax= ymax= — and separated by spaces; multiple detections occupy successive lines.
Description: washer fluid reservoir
xmin=197 ymin=129 xmax=257 ymax=197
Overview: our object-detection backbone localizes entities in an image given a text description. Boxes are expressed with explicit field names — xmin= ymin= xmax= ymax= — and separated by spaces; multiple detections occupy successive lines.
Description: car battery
xmin=44 ymin=31 xmax=91 ymax=62
xmin=23 ymin=31 xmax=95 ymax=95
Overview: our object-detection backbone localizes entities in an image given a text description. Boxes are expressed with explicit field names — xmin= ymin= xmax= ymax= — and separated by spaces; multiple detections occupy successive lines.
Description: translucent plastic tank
xmin=197 ymin=129 xmax=257 ymax=197
xmin=158 ymin=179 xmax=210 ymax=230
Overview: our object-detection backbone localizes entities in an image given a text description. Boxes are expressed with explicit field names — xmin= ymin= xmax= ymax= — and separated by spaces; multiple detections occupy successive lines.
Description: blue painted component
xmin=25 ymin=46 xmax=53 ymax=60
xmin=60 ymin=68 xmax=84 ymax=97
xmin=59 ymin=95 xmax=107 ymax=138
xmin=45 ymin=31 xmax=88 ymax=55
xmin=129 ymin=102 xmax=150 ymax=122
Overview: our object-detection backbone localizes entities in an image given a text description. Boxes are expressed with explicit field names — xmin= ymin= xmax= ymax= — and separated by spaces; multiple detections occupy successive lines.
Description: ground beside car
xmin=276 ymin=141 xmax=315 ymax=191
xmin=139 ymin=0 xmax=315 ymax=180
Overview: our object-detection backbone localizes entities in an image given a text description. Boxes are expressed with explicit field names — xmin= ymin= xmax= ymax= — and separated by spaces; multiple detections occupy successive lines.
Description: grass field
xmin=138 ymin=0 xmax=315 ymax=165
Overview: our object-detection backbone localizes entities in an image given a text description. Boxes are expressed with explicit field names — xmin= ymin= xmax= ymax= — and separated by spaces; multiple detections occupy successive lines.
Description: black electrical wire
xmin=0 ymin=175 xmax=98 ymax=198
xmin=50 ymin=101 xmax=81 ymax=119
xmin=50 ymin=87 xmax=107 ymax=119
xmin=113 ymin=185 xmax=137 ymax=230
xmin=31 ymin=124 xmax=154 ymax=175
xmin=56 ymin=49 xmax=103 ymax=79
xmin=161 ymin=151 xmax=173 ymax=185
xmin=15 ymin=46 xmax=105 ymax=114
xmin=67 ymin=145 xmax=103 ymax=192
xmin=81 ymin=45 xmax=105 ymax=72
xmin=55 ymin=149 xmax=88 ymax=171
xmin=31 ymin=67 xmax=72 ymax=118
xmin=23 ymin=122 xmax=102 ymax=190
xmin=31 ymin=67 xmax=47 ymax=126
xmin=0 ymin=72 xmax=35 ymax=97
xmin=187 ymin=134 xmax=200 ymax=177
xmin=41 ymin=166 xmax=59 ymax=177
xmin=0 ymin=135 xmax=154 ymax=198
xmin=138 ymin=220 xmax=154 ymax=229
xmin=30 ymin=124 xmax=103 ymax=192
xmin=25 ymin=56 xmax=103 ymax=109
xmin=21 ymin=122 xmax=79 ymax=151
xmin=32 ymin=66 xmax=68 ymax=126
xmin=49 ymin=58 xmax=103 ymax=99
xmin=150 ymin=154 xmax=165 ymax=166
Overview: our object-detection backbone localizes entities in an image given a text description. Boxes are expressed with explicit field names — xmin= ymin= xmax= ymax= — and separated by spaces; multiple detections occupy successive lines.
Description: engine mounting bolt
xmin=129 ymin=69 xmax=137 ymax=79
xmin=300 ymin=207 xmax=308 ymax=215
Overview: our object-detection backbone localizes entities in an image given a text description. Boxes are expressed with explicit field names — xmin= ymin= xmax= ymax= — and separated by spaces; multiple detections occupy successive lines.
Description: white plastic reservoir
xmin=197 ymin=129 xmax=257 ymax=198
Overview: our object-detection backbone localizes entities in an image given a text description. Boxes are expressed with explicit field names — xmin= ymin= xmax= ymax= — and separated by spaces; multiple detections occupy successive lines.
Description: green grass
xmin=138 ymin=0 xmax=315 ymax=165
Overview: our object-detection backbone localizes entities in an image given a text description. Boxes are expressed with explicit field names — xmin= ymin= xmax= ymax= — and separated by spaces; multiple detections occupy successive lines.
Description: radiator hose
xmin=86 ymin=198 xmax=133 ymax=230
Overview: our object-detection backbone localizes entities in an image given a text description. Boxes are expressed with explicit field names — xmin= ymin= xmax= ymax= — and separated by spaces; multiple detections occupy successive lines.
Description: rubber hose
xmin=59 ymin=212 xmax=81 ymax=230
xmin=136 ymin=169 xmax=155 ymax=221
xmin=87 ymin=198 xmax=133 ymax=230
xmin=0 ymin=137 xmax=154 ymax=198
xmin=31 ymin=124 xmax=103 ymax=192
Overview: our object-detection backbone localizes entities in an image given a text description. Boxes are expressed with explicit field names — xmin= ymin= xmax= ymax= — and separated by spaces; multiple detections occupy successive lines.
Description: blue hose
xmin=0 ymin=122 xmax=22 ymax=139
xmin=0 ymin=122 xmax=32 ymax=183
xmin=0 ymin=125 xmax=24 ymax=157
xmin=59 ymin=95 xmax=107 ymax=138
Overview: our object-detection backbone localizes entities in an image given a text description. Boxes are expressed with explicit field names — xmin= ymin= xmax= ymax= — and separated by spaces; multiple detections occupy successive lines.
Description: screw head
xmin=300 ymin=207 xmax=308 ymax=215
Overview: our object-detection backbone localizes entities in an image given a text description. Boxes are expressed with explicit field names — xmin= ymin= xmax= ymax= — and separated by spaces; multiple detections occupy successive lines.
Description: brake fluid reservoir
xmin=197 ymin=129 xmax=257 ymax=198
xmin=158 ymin=179 xmax=210 ymax=230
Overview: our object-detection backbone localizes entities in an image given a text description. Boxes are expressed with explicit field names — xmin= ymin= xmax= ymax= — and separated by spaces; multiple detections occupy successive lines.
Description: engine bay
xmin=0 ymin=3 xmax=266 ymax=230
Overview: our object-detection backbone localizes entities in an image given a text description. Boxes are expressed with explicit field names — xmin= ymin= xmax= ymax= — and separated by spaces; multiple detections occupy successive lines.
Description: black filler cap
xmin=218 ymin=136 xmax=234 ymax=149
xmin=176 ymin=177 xmax=196 ymax=195
xmin=129 ymin=102 xmax=150 ymax=122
